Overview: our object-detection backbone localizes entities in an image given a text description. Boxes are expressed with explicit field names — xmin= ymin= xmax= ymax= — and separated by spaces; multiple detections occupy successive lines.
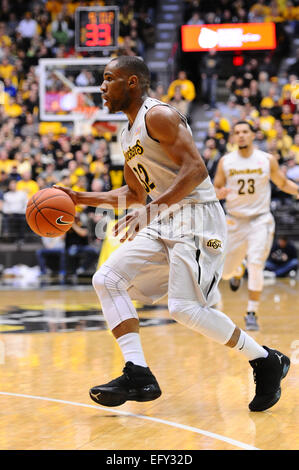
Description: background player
xmin=55 ymin=57 xmax=291 ymax=413
xmin=214 ymin=121 xmax=299 ymax=331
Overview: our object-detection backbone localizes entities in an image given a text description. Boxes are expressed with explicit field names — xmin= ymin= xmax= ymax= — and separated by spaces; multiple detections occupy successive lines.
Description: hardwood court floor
xmin=0 ymin=279 xmax=298 ymax=450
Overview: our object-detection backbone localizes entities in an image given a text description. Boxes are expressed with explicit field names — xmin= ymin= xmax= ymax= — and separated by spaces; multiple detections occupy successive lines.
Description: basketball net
xmin=74 ymin=105 xmax=100 ymax=136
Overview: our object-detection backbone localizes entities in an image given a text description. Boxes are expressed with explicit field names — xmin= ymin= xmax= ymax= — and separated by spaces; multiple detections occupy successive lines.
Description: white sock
xmin=234 ymin=329 xmax=268 ymax=360
xmin=116 ymin=333 xmax=148 ymax=367
xmin=247 ymin=300 xmax=259 ymax=313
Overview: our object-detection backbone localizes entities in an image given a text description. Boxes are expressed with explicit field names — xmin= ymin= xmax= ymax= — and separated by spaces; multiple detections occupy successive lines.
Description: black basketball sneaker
xmin=229 ymin=277 xmax=242 ymax=291
xmin=89 ymin=361 xmax=162 ymax=407
xmin=229 ymin=262 xmax=246 ymax=292
xmin=249 ymin=346 xmax=290 ymax=412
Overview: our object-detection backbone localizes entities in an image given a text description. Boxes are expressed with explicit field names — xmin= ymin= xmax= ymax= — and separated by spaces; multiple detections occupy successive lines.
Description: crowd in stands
xmin=200 ymin=66 xmax=299 ymax=183
xmin=183 ymin=0 xmax=299 ymax=27
xmin=0 ymin=0 xmax=298 ymax=281
xmin=149 ymin=70 xmax=197 ymax=118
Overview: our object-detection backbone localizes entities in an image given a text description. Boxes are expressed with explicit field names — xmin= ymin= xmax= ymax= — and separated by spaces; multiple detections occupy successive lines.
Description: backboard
xmin=38 ymin=58 xmax=127 ymax=123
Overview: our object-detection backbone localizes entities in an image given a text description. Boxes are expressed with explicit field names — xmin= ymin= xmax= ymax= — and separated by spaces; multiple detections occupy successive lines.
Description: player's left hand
xmin=113 ymin=205 xmax=156 ymax=243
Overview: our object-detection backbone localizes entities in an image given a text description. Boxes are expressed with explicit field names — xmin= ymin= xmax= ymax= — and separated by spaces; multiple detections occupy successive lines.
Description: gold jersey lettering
xmin=123 ymin=140 xmax=144 ymax=162
xmin=229 ymin=168 xmax=263 ymax=177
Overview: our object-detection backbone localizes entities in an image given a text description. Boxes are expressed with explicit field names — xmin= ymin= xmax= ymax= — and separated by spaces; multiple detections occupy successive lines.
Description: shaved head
xmin=110 ymin=56 xmax=151 ymax=93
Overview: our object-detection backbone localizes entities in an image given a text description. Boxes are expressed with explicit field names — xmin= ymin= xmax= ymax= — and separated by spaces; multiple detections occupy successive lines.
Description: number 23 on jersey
xmin=238 ymin=178 xmax=255 ymax=195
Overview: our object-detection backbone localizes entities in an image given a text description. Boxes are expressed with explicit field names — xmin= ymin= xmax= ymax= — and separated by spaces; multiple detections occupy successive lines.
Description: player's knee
xmin=168 ymin=298 xmax=203 ymax=328
xmin=247 ymin=263 xmax=264 ymax=291
xmin=92 ymin=265 xmax=129 ymax=297
xmin=168 ymin=298 xmax=181 ymax=320
xmin=92 ymin=267 xmax=106 ymax=294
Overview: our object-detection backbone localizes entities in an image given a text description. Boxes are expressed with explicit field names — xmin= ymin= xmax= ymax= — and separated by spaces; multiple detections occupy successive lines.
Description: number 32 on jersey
xmin=133 ymin=163 xmax=156 ymax=194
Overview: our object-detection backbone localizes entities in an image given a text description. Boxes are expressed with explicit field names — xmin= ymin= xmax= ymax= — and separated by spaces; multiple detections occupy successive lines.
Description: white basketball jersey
xmin=121 ymin=97 xmax=217 ymax=204
xmin=222 ymin=148 xmax=271 ymax=217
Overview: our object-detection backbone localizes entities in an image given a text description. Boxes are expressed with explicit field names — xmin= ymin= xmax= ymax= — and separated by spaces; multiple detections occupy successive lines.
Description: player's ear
xmin=128 ymin=75 xmax=138 ymax=88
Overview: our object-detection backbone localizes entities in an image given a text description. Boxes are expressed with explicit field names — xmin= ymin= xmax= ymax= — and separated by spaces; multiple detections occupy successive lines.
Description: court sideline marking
xmin=0 ymin=391 xmax=259 ymax=450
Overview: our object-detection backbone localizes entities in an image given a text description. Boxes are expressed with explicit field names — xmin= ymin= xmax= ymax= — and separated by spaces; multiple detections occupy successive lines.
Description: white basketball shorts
xmin=222 ymin=211 xmax=275 ymax=279
xmin=100 ymin=202 xmax=227 ymax=307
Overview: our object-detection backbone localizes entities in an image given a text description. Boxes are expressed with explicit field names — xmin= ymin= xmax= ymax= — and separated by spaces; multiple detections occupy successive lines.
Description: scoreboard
xmin=75 ymin=6 xmax=119 ymax=52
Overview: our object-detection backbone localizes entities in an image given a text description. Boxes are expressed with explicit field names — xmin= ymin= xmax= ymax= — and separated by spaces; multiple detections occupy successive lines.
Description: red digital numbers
xmin=85 ymin=23 xmax=111 ymax=46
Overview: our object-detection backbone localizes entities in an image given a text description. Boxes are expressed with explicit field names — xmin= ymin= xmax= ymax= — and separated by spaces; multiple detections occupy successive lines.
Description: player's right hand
xmin=53 ymin=185 xmax=79 ymax=205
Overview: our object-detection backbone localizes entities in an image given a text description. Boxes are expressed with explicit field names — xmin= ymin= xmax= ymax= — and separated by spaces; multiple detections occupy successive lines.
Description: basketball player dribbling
xmin=55 ymin=57 xmax=293 ymax=412
xmin=214 ymin=121 xmax=299 ymax=331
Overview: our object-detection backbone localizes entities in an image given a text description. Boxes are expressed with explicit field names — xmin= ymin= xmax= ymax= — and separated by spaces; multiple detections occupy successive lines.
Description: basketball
xmin=26 ymin=188 xmax=76 ymax=238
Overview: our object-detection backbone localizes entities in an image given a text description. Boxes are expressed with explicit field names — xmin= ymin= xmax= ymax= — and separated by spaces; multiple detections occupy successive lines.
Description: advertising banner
xmin=181 ymin=23 xmax=276 ymax=52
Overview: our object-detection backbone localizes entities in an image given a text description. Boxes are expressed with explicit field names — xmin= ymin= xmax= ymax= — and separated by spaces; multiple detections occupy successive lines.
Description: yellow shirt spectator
xmin=282 ymin=2 xmax=299 ymax=20
xmin=0 ymin=158 xmax=16 ymax=174
xmin=0 ymin=34 xmax=11 ymax=47
xmin=70 ymin=172 xmax=78 ymax=186
xmin=265 ymin=13 xmax=284 ymax=22
xmin=260 ymin=96 xmax=274 ymax=108
xmin=0 ymin=60 xmax=14 ymax=80
xmin=69 ymin=166 xmax=86 ymax=186
xmin=167 ymin=71 xmax=196 ymax=102
xmin=259 ymin=113 xmax=275 ymax=137
xmin=209 ymin=116 xmax=231 ymax=134
xmin=89 ymin=160 xmax=106 ymax=178
xmin=274 ymin=133 xmax=293 ymax=159
xmin=290 ymin=144 xmax=299 ymax=164
xmin=265 ymin=4 xmax=284 ymax=23
xmin=16 ymin=179 xmax=39 ymax=199
xmin=45 ymin=1 xmax=62 ymax=19
xmin=282 ymin=81 xmax=299 ymax=103
xmin=4 ymin=99 xmax=22 ymax=117
xmin=119 ymin=9 xmax=134 ymax=29
xmin=72 ymin=183 xmax=85 ymax=193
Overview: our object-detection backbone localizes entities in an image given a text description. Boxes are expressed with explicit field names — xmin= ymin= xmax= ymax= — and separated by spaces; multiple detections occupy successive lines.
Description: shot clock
xmin=75 ymin=6 xmax=119 ymax=52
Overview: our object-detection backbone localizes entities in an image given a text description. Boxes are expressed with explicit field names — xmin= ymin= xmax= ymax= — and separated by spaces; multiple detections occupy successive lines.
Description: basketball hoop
xmin=74 ymin=106 xmax=100 ymax=136
xmin=74 ymin=105 xmax=119 ymax=137
xmin=74 ymin=105 xmax=99 ymax=119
